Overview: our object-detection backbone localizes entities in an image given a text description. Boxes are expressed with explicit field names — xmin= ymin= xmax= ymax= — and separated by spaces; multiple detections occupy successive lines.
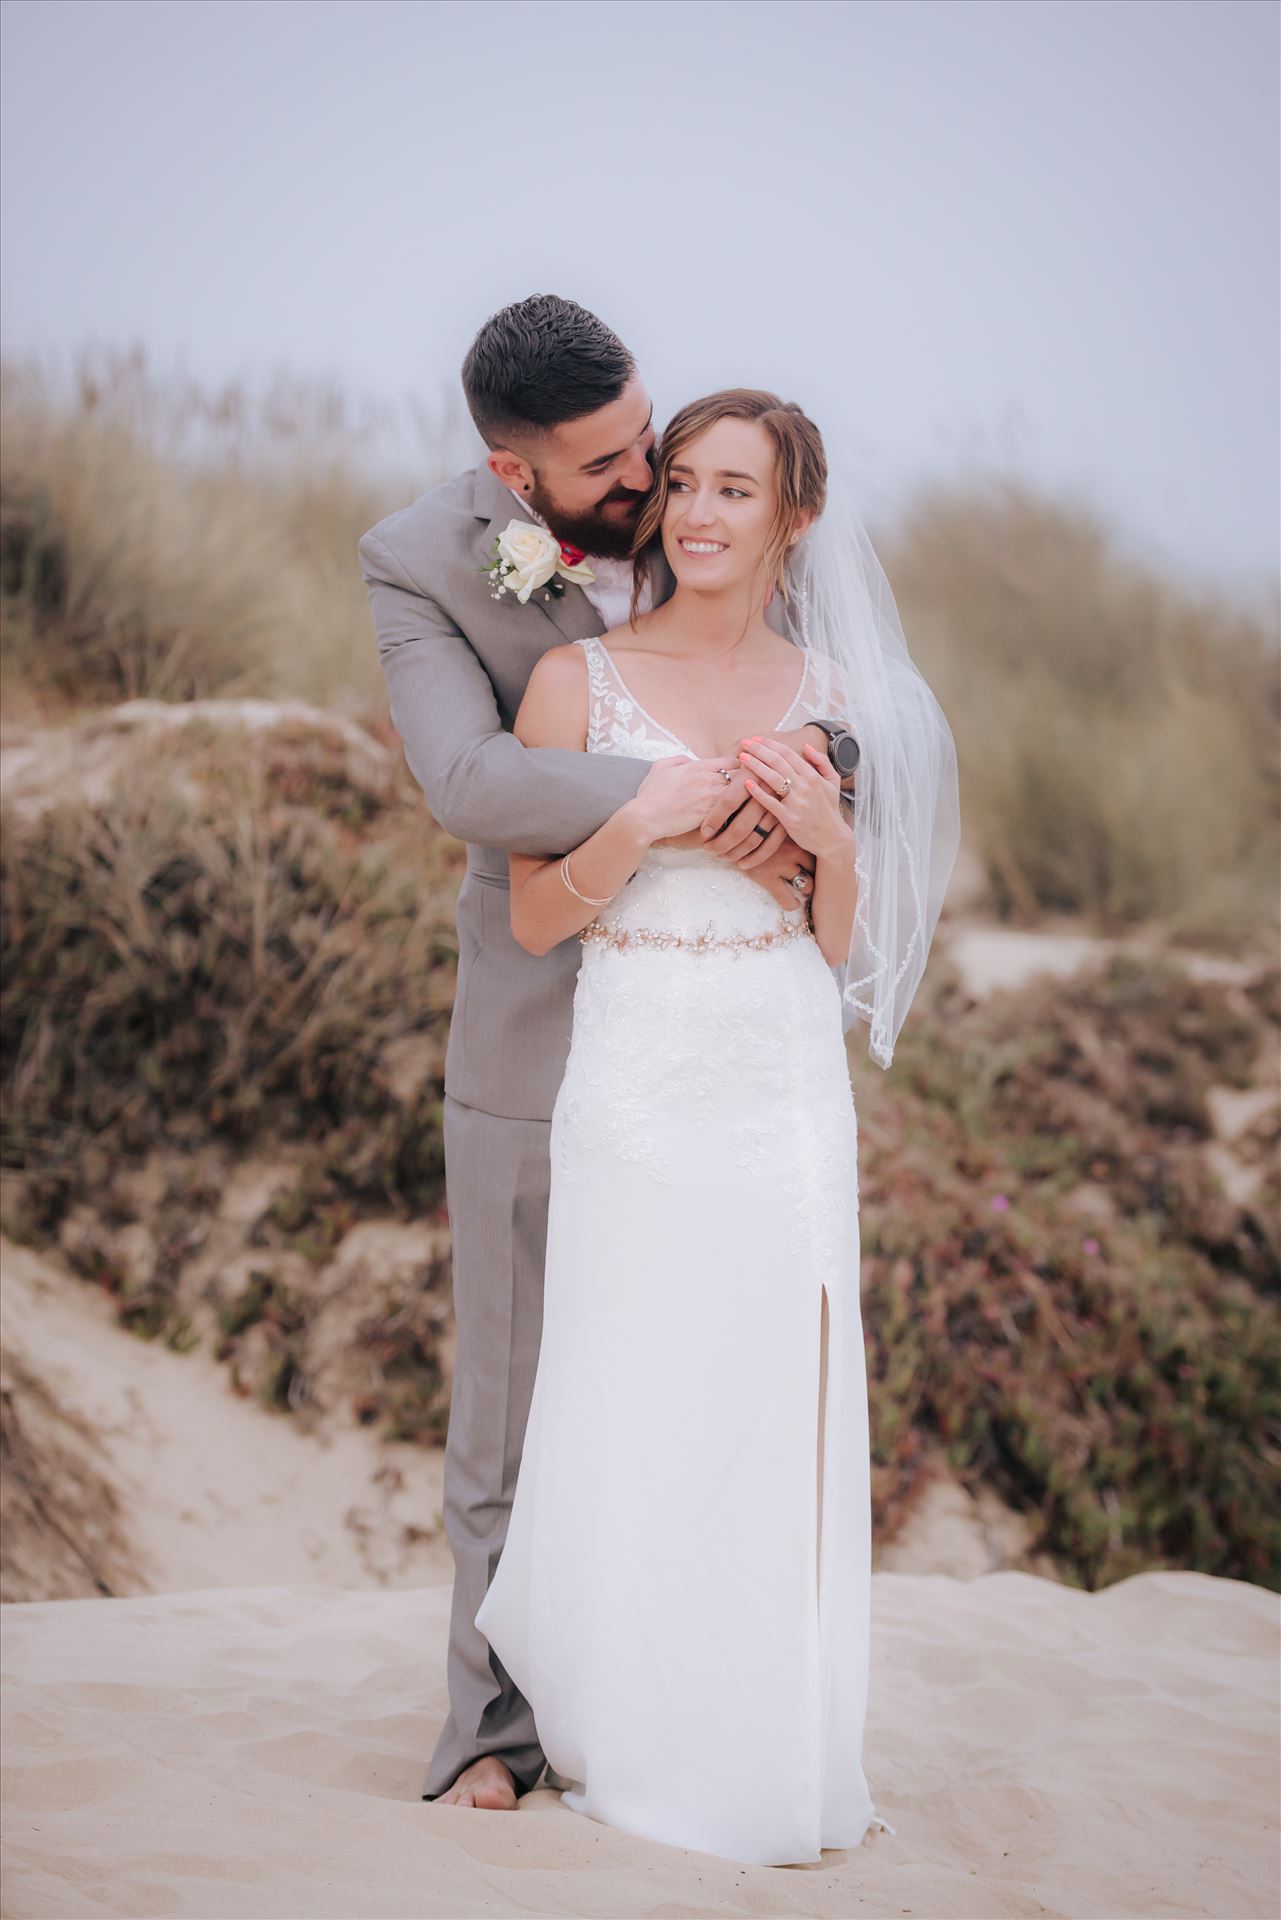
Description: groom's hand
xmin=737 ymin=835 xmax=817 ymax=910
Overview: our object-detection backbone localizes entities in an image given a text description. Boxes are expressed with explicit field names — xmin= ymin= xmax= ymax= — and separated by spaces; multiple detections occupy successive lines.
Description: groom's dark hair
xmin=462 ymin=294 xmax=636 ymax=450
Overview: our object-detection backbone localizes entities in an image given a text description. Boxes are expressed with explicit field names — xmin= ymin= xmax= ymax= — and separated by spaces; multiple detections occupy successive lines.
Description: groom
xmin=359 ymin=294 xmax=840 ymax=1812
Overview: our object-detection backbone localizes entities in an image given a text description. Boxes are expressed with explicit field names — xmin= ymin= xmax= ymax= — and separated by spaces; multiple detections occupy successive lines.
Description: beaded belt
xmin=579 ymin=917 xmax=813 ymax=956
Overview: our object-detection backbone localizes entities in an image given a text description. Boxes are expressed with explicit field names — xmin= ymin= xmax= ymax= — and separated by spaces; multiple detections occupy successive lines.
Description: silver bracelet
xmin=560 ymin=851 xmax=615 ymax=907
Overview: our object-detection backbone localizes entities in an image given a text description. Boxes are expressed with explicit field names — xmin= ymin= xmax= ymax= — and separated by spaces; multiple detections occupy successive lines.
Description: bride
xmin=474 ymin=389 xmax=959 ymax=1865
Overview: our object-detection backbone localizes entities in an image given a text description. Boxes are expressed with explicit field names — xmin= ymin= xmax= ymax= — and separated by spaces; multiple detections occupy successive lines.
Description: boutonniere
xmin=482 ymin=520 xmax=596 ymax=604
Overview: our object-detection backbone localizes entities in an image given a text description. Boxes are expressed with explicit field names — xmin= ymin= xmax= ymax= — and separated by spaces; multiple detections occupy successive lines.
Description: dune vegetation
xmin=885 ymin=481 xmax=1280 ymax=944
xmin=1 ymin=349 xmax=1277 ymax=1591
xmin=4 ymin=348 xmax=1277 ymax=938
xmin=0 ymin=347 xmax=467 ymax=715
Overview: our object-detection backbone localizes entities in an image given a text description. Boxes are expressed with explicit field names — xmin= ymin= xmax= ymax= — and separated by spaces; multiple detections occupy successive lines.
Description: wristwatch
xmin=808 ymin=718 xmax=861 ymax=781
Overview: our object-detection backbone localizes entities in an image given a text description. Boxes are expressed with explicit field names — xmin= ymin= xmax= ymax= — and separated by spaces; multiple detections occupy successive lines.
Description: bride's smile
xmin=658 ymin=413 xmax=802 ymax=605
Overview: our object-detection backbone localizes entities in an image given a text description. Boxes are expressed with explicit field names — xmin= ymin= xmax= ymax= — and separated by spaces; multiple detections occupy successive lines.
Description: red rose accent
xmin=558 ymin=540 xmax=587 ymax=567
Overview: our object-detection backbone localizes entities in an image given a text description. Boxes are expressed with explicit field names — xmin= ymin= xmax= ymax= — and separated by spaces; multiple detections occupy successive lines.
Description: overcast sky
xmin=1 ymin=0 xmax=1276 ymax=606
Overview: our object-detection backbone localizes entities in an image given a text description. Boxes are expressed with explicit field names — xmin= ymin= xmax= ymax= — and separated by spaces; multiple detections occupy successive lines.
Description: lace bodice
xmin=575 ymin=634 xmax=835 ymax=943
xmin=578 ymin=632 xmax=833 ymax=763
xmin=554 ymin=632 xmax=858 ymax=1233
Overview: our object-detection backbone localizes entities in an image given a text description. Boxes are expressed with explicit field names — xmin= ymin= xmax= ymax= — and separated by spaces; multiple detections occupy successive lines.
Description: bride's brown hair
xmin=629 ymin=389 xmax=827 ymax=628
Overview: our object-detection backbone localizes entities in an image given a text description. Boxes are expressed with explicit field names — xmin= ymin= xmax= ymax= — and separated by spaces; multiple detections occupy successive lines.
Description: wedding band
xmin=779 ymin=777 xmax=793 ymax=795
xmin=719 ymin=767 xmax=733 ymax=783
xmin=752 ymin=823 xmax=771 ymax=839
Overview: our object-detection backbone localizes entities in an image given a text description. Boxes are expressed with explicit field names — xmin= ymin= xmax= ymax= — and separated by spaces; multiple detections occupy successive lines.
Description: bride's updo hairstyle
xmin=629 ymin=388 xmax=827 ymax=626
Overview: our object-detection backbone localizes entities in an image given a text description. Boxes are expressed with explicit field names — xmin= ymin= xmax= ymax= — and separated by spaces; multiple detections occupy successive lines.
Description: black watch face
xmin=832 ymin=732 xmax=861 ymax=777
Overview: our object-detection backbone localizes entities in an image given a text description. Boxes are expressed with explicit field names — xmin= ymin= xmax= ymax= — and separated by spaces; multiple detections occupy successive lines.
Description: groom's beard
xmin=528 ymin=472 xmax=655 ymax=562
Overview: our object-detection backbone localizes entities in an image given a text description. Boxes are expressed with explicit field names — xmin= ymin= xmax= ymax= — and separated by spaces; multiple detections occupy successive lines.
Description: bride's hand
xmin=663 ymin=756 xmax=781 ymax=856
xmin=737 ymin=737 xmax=849 ymax=862
xmin=627 ymin=756 xmax=744 ymax=844
xmin=696 ymin=765 xmax=784 ymax=863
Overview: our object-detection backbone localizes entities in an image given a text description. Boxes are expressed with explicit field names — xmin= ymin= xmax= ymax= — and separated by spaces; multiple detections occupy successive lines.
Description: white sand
xmin=2 ymin=1570 xmax=1276 ymax=1919
xmin=944 ymin=919 xmax=1269 ymax=1001
xmin=0 ymin=1237 xmax=454 ymax=1599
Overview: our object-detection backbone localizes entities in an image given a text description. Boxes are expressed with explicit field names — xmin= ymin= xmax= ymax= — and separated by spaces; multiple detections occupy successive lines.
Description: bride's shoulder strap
xmin=572 ymin=633 xmax=615 ymax=752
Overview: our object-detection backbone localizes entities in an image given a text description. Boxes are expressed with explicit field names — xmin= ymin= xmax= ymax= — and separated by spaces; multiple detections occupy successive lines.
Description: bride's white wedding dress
xmin=475 ymin=634 xmax=892 ymax=1866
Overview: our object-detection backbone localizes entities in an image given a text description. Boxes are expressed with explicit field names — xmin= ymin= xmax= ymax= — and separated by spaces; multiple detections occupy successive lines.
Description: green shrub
xmin=1 ymin=720 xmax=459 ymax=1219
xmin=857 ymin=953 xmax=1280 ymax=1589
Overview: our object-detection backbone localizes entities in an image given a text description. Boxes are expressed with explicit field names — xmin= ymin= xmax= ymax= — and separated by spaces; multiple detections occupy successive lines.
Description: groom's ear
xmin=487 ymin=447 xmax=535 ymax=496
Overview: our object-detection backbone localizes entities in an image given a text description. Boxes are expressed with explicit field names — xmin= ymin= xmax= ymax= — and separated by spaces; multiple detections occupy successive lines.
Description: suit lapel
xmin=540 ymin=572 xmax=610 ymax=644
xmin=473 ymin=465 xmax=604 ymax=647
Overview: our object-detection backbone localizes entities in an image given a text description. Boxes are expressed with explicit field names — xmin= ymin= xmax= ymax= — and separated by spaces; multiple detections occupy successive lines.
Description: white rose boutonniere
xmin=483 ymin=520 xmax=597 ymax=604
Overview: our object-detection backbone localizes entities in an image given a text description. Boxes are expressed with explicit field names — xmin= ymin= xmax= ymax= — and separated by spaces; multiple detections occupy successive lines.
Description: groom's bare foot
xmin=437 ymin=1755 xmax=520 ymax=1809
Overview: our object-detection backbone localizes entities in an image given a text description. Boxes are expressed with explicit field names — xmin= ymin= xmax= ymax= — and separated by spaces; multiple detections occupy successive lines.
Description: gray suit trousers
xmin=422 ymin=1095 xmax=552 ymax=1800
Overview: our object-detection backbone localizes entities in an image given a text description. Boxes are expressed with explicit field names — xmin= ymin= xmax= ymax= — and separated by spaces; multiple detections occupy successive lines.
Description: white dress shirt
xmin=507 ymin=486 xmax=653 ymax=634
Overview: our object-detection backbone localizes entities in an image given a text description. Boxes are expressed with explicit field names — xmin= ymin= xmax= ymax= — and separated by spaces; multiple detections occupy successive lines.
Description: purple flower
xmin=990 ymin=1193 xmax=1010 ymax=1213
xmin=1082 ymin=1236 xmax=1101 ymax=1256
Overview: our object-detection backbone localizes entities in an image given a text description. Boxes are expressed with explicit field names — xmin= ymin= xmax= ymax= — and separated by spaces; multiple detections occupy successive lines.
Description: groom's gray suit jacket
xmin=359 ymin=463 xmax=669 ymax=1121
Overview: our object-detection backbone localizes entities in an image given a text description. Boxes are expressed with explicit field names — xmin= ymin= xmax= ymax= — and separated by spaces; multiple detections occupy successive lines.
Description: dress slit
xmin=817 ymin=1282 xmax=830 ymax=1592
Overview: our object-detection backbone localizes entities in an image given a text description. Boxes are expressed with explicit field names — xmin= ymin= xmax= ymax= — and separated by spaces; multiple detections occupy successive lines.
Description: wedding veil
xmin=779 ymin=478 xmax=961 ymax=1069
